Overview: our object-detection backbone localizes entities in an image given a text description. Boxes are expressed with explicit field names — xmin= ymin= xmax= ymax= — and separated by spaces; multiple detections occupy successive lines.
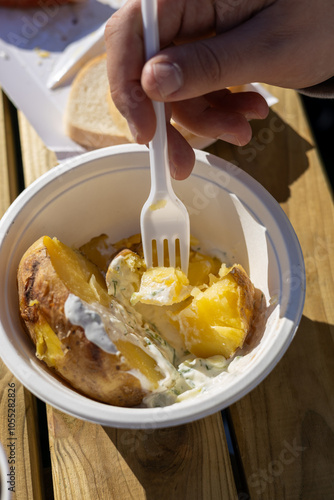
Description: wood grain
xmin=0 ymin=90 xmax=44 ymax=500
xmin=0 ymin=90 xmax=18 ymax=216
xmin=17 ymin=111 xmax=58 ymax=184
xmin=208 ymin=86 xmax=334 ymax=499
xmin=47 ymin=408 xmax=236 ymax=500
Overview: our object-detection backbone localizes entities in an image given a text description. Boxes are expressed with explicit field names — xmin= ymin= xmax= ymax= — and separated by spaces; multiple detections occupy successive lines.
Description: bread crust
xmin=65 ymin=54 xmax=135 ymax=149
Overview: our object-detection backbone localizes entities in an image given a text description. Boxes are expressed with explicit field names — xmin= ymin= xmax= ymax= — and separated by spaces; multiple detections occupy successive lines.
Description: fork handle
xmin=141 ymin=0 xmax=173 ymax=197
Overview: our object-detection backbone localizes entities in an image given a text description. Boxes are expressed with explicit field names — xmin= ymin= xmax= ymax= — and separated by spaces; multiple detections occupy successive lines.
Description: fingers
xmin=167 ymin=90 xmax=269 ymax=179
xmin=105 ymin=0 xmax=272 ymax=175
xmin=105 ymin=0 xmax=216 ymax=144
xmin=140 ymin=24 xmax=271 ymax=102
xmin=105 ymin=1 xmax=156 ymax=144
xmin=171 ymin=90 xmax=269 ymax=146
xmin=141 ymin=0 xmax=334 ymax=102
xmin=167 ymin=124 xmax=195 ymax=180
xmin=105 ymin=0 xmax=271 ymax=145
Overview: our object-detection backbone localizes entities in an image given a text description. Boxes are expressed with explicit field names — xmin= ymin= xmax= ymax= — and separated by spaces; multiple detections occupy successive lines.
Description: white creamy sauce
xmin=63 ymin=242 xmax=250 ymax=408
xmin=64 ymin=294 xmax=118 ymax=355
xmin=63 ymin=293 xmax=186 ymax=395
xmin=108 ymin=253 xmax=142 ymax=304
xmin=64 ymin=292 xmax=231 ymax=406
xmin=143 ymin=354 xmax=229 ymax=407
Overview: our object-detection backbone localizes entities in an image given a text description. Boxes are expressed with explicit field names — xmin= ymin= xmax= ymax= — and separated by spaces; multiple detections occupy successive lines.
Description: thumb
xmin=141 ymin=10 xmax=281 ymax=101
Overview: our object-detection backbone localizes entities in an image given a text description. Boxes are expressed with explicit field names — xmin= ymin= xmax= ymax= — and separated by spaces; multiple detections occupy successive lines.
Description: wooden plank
xmin=47 ymin=409 xmax=235 ymax=500
xmin=0 ymin=91 xmax=44 ymax=500
xmin=208 ymin=86 xmax=334 ymax=498
xmin=0 ymin=90 xmax=17 ymax=216
xmin=17 ymin=111 xmax=58 ymax=184
xmin=17 ymin=112 xmax=238 ymax=500
xmin=0 ymin=365 xmax=45 ymax=500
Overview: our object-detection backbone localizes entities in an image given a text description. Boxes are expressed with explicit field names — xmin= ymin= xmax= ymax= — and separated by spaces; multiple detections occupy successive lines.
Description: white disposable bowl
xmin=0 ymin=145 xmax=305 ymax=429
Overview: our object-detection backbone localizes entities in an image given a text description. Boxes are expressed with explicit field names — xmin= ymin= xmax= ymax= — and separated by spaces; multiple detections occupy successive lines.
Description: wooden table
xmin=0 ymin=85 xmax=333 ymax=500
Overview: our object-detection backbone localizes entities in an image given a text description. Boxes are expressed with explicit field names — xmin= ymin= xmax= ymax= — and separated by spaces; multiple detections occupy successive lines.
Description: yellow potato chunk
xmin=173 ymin=264 xmax=255 ymax=358
xmin=44 ymin=236 xmax=110 ymax=307
xmin=106 ymin=249 xmax=146 ymax=303
xmin=79 ymin=233 xmax=116 ymax=273
xmin=35 ymin=319 xmax=64 ymax=368
xmin=188 ymin=250 xmax=221 ymax=286
xmin=18 ymin=236 xmax=167 ymax=405
xmin=45 ymin=237 xmax=166 ymax=383
xmin=131 ymin=267 xmax=192 ymax=306
xmin=116 ymin=340 xmax=162 ymax=388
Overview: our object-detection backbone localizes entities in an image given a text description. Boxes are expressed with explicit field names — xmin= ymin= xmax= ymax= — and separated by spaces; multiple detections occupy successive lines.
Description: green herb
xmin=151 ymin=287 xmax=165 ymax=297
xmin=179 ymin=368 xmax=192 ymax=374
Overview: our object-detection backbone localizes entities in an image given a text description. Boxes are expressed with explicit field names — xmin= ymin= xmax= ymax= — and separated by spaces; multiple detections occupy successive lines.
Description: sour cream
xmin=64 ymin=294 xmax=118 ymax=354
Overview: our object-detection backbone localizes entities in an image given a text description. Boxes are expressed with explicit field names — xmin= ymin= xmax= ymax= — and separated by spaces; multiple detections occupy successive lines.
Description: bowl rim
xmin=0 ymin=144 xmax=305 ymax=428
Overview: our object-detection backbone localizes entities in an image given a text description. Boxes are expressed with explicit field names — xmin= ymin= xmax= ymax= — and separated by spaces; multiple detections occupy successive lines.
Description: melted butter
xmin=149 ymin=199 xmax=167 ymax=211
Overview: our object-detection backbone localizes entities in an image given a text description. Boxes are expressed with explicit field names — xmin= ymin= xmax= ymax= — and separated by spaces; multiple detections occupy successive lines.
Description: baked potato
xmin=17 ymin=236 xmax=164 ymax=407
xmin=106 ymin=246 xmax=255 ymax=359
xmin=17 ymin=234 xmax=256 ymax=407
xmin=169 ymin=264 xmax=255 ymax=358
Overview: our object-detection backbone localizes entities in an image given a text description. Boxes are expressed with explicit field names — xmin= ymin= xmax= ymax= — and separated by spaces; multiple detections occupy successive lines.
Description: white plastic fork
xmin=140 ymin=0 xmax=190 ymax=275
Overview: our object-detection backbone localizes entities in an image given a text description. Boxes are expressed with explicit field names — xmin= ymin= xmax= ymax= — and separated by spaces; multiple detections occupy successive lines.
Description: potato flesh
xmin=131 ymin=267 xmax=192 ymax=306
xmin=44 ymin=236 xmax=110 ymax=307
xmin=19 ymin=234 xmax=256 ymax=406
xmin=188 ymin=251 xmax=221 ymax=287
xmin=79 ymin=233 xmax=116 ymax=273
xmin=42 ymin=237 xmax=163 ymax=387
xmin=116 ymin=340 xmax=162 ymax=388
xmin=173 ymin=267 xmax=254 ymax=359
xmin=46 ymin=235 xmax=254 ymax=362
xmin=103 ymin=238 xmax=254 ymax=360
xmin=35 ymin=320 xmax=64 ymax=368
xmin=104 ymin=240 xmax=254 ymax=360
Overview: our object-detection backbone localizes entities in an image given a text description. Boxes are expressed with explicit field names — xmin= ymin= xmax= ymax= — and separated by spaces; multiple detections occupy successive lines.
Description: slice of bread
xmin=65 ymin=54 xmax=134 ymax=149
xmin=65 ymin=52 xmax=234 ymax=150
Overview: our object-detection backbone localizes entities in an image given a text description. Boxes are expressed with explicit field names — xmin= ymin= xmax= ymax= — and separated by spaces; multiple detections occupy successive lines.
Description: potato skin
xmin=17 ymin=237 xmax=146 ymax=407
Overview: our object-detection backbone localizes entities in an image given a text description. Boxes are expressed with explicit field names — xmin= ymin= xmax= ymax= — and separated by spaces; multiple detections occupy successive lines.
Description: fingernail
xmin=244 ymin=111 xmax=262 ymax=121
xmin=218 ymin=133 xmax=242 ymax=146
xmin=152 ymin=62 xmax=183 ymax=98
xmin=169 ymin=158 xmax=178 ymax=179
xmin=128 ymin=121 xmax=139 ymax=142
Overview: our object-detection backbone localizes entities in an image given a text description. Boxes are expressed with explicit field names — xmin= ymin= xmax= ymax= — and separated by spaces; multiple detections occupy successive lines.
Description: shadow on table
xmin=101 ymin=314 xmax=334 ymax=499
xmin=103 ymin=421 xmax=201 ymax=498
xmin=228 ymin=314 xmax=334 ymax=498
xmin=206 ymin=108 xmax=314 ymax=203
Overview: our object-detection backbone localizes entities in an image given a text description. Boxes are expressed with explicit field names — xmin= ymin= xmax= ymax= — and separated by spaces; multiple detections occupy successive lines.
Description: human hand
xmin=105 ymin=0 xmax=334 ymax=179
